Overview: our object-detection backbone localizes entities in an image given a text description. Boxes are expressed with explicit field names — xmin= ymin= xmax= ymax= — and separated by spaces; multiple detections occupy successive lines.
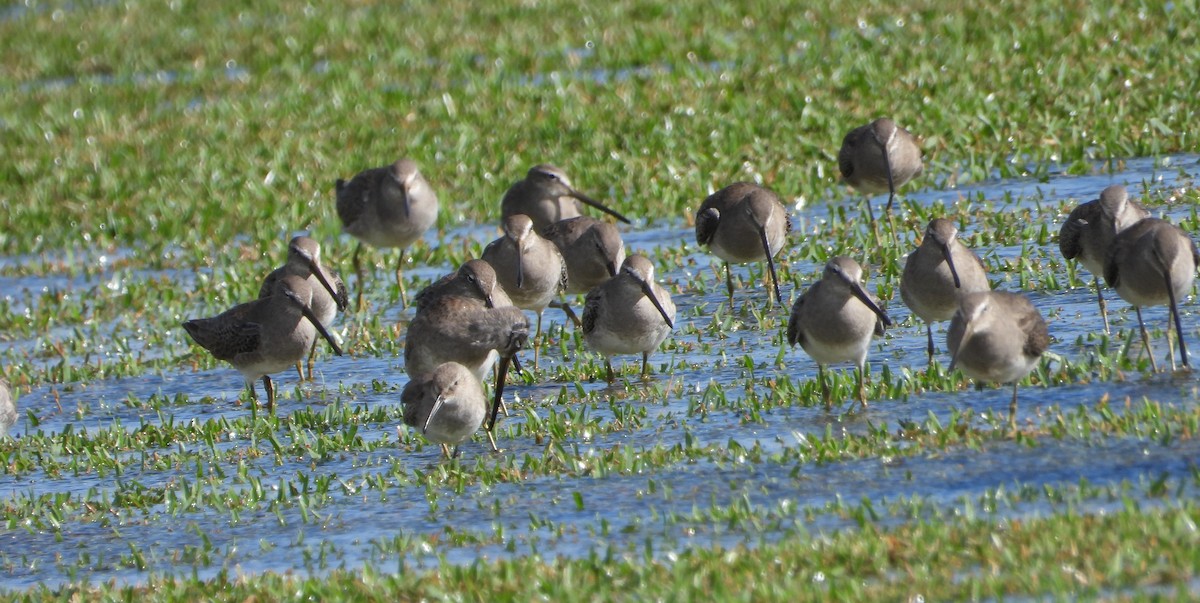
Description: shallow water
xmin=1 ymin=155 xmax=1199 ymax=588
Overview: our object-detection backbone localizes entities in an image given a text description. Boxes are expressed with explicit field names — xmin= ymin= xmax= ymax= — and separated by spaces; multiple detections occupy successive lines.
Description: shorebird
xmin=900 ymin=218 xmax=991 ymax=363
xmin=336 ymin=158 xmax=439 ymax=308
xmin=0 ymin=378 xmax=15 ymax=438
xmin=183 ymin=275 xmax=344 ymax=412
xmin=582 ymin=254 xmax=676 ymax=382
xmin=838 ymin=118 xmax=923 ymax=242
xmin=501 ymin=164 xmax=631 ymax=234
xmin=405 ymin=260 xmax=530 ymax=430
xmin=481 ymin=214 xmax=567 ymax=369
xmin=259 ymin=236 xmax=348 ymax=380
xmin=544 ymin=216 xmax=626 ymax=294
xmin=402 ymin=362 xmax=497 ymax=457
xmin=787 ymin=256 xmax=892 ymax=409
xmin=695 ymin=182 xmax=791 ymax=304
xmin=1059 ymin=184 xmax=1150 ymax=334
xmin=1104 ymin=217 xmax=1199 ymax=372
xmin=947 ymin=290 xmax=1049 ymax=432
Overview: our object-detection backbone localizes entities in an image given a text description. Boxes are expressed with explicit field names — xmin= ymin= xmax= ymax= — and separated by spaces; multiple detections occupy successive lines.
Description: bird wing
xmin=335 ymin=167 xmax=385 ymax=227
xmin=182 ymin=310 xmax=262 ymax=363
xmin=1020 ymin=303 xmax=1050 ymax=359
xmin=258 ymin=266 xmax=284 ymax=299
xmin=785 ymin=285 xmax=815 ymax=347
xmin=836 ymin=133 xmax=857 ymax=180
xmin=581 ymin=288 xmax=603 ymax=335
xmin=1102 ymin=224 xmax=1130 ymax=288
xmin=695 ymin=207 xmax=719 ymax=246
xmin=1058 ymin=201 xmax=1094 ymax=260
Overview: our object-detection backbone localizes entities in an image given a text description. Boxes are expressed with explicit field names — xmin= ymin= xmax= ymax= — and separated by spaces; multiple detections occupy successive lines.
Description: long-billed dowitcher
xmin=183 ymin=275 xmax=344 ymax=412
xmin=544 ymin=216 xmax=626 ymax=325
xmin=544 ymin=216 xmax=626 ymax=295
xmin=1104 ymin=217 xmax=1199 ymax=372
xmin=481 ymin=214 xmax=567 ymax=368
xmin=787 ymin=256 xmax=892 ymax=410
xmin=259 ymin=236 xmax=348 ymax=380
xmin=0 ymin=378 xmax=15 ymax=438
xmin=501 ymin=164 xmax=631 ymax=235
xmin=405 ymin=260 xmax=530 ymax=430
xmin=336 ymin=158 xmax=439 ymax=307
xmin=900 ymin=218 xmax=990 ymax=363
xmin=695 ymin=182 xmax=791 ymax=304
xmin=582 ymin=254 xmax=676 ymax=382
xmin=838 ymin=118 xmax=923 ymax=242
xmin=1059 ymin=184 xmax=1150 ymax=333
xmin=947 ymin=290 xmax=1049 ymax=432
xmin=402 ymin=361 xmax=497 ymax=457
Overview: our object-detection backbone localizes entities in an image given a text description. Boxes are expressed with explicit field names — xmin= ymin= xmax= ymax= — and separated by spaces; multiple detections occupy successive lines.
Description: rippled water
xmin=1 ymin=155 xmax=1199 ymax=588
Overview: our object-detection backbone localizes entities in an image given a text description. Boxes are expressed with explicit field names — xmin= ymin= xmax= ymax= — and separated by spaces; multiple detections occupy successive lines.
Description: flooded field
xmin=1 ymin=154 xmax=1198 ymax=588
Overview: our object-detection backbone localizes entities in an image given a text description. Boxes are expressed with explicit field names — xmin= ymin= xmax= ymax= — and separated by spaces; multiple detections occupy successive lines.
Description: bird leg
xmin=1095 ymin=275 xmax=1110 ymax=336
xmin=1135 ymin=307 xmax=1159 ymax=373
xmin=605 ymin=359 xmax=616 ymax=383
xmin=757 ymin=227 xmax=783 ymax=305
xmin=724 ymin=262 xmax=735 ymax=303
xmin=856 ymin=362 xmax=869 ymax=411
xmin=1167 ymin=321 xmax=1177 ymax=372
xmin=641 ymin=351 xmax=650 ymax=378
xmin=882 ymin=146 xmax=901 ymax=249
xmin=532 ymin=312 xmax=543 ymax=371
xmin=1009 ymin=382 xmax=1019 ymax=436
xmin=440 ymin=443 xmax=452 ymax=458
xmin=925 ymin=323 xmax=936 ymax=365
xmin=819 ymin=365 xmax=832 ymax=409
xmin=395 ymin=250 xmax=408 ymax=308
xmin=262 ymin=375 xmax=275 ymax=414
xmin=862 ymin=197 xmax=877 ymax=231
xmin=305 ymin=340 xmax=318 ymax=381
xmin=1167 ymin=278 xmax=1190 ymax=370
xmin=352 ymin=243 xmax=366 ymax=312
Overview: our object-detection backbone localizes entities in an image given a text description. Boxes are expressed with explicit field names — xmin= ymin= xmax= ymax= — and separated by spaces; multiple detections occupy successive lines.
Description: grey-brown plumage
xmin=1103 ymin=217 xmax=1199 ymax=372
xmin=947 ymin=290 xmax=1049 ymax=432
xmin=544 ymin=216 xmax=626 ymax=295
xmin=402 ymin=362 xmax=494 ymax=457
xmin=838 ymin=118 xmax=923 ymax=241
xmin=900 ymin=219 xmax=990 ymax=362
xmin=336 ymin=158 xmax=439 ymax=307
xmin=787 ymin=257 xmax=892 ymax=409
xmin=582 ymin=254 xmax=676 ymax=382
xmin=501 ymin=164 xmax=630 ymax=235
xmin=405 ymin=260 xmax=530 ymax=432
xmin=183 ymin=275 xmax=344 ymax=412
xmin=481 ymin=214 xmax=568 ymax=369
xmin=259 ymin=236 xmax=348 ymax=379
xmin=0 ymin=378 xmax=15 ymax=438
xmin=1059 ymin=184 xmax=1150 ymax=334
xmin=695 ymin=182 xmax=791 ymax=304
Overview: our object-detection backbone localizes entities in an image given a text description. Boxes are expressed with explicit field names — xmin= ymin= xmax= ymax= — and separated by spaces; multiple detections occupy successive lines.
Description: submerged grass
xmin=2 ymin=0 xmax=1200 ymax=599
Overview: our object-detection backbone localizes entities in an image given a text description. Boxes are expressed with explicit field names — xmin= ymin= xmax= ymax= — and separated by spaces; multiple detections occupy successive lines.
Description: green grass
xmin=3 ymin=0 xmax=1200 ymax=600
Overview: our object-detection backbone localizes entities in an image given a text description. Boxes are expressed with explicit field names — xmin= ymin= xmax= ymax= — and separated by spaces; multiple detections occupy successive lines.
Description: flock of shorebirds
xmin=171 ymin=117 xmax=1197 ymax=457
